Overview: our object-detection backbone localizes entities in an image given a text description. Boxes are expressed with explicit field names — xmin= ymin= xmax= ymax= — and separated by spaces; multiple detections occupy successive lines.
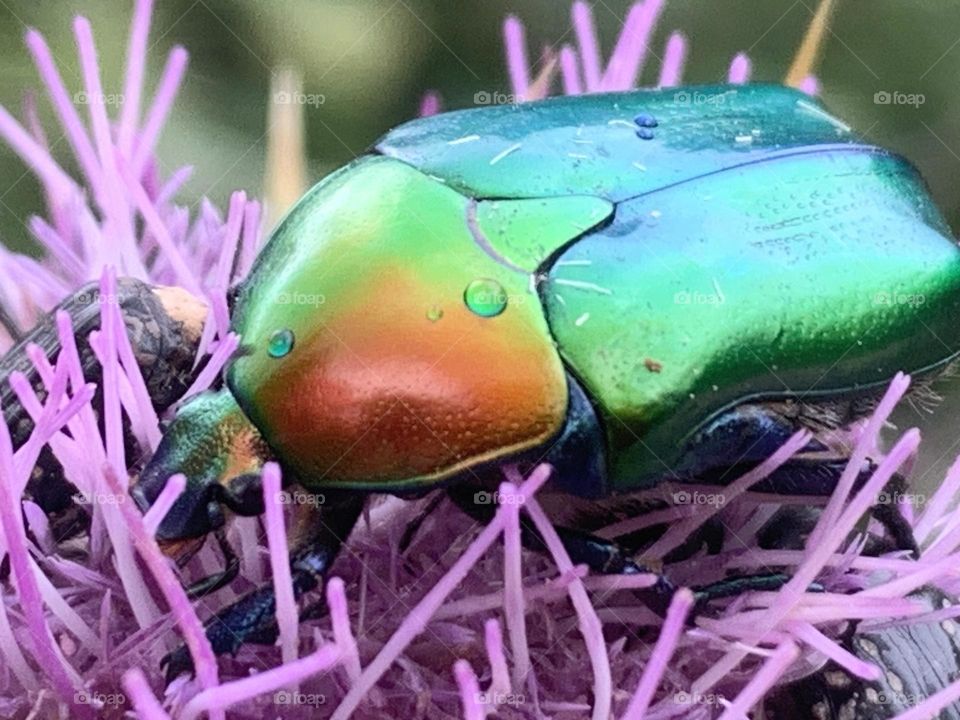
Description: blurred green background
xmin=2 ymin=0 xmax=960 ymax=485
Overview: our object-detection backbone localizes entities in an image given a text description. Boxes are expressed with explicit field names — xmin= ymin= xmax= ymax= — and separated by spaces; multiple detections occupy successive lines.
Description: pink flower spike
xmin=131 ymin=46 xmax=189 ymax=178
xmin=621 ymin=588 xmax=694 ymax=719
xmin=122 ymin=668 xmax=171 ymax=720
xmin=180 ymin=332 xmax=239 ymax=402
xmin=524 ymin=491 xmax=611 ymax=720
xmin=601 ymin=0 xmax=666 ymax=91
xmin=716 ymin=641 xmax=799 ymax=720
xmin=419 ymin=90 xmax=442 ymax=117
xmin=327 ymin=576 xmax=362 ymax=684
xmin=694 ymin=425 xmax=921 ymax=697
xmin=157 ymin=165 xmax=194 ymax=206
xmin=330 ymin=465 xmax=552 ymax=720
xmin=118 ymin=0 xmax=154 ymax=156
xmin=23 ymin=29 xmax=103 ymax=203
xmin=646 ymin=429 xmax=810 ymax=559
xmin=179 ymin=643 xmax=342 ymax=720
xmin=503 ymin=16 xmax=531 ymax=99
xmin=454 ymin=659 xmax=486 ymax=720
xmin=572 ymin=2 xmax=602 ymax=91
xmin=212 ymin=190 xmax=247 ymax=293
xmin=236 ymin=199 xmax=263 ymax=283
xmin=808 ymin=372 xmax=911 ymax=552
xmin=658 ymin=32 xmax=688 ymax=87
xmin=799 ymin=75 xmax=821 ymax=95
xmin=728 ymin=53 xmax=752 ymax=84
xmin=0 ymin=104 xmax=78 ymax=202
xmin=118 ymin=157 xmax=202 ymax=295
xmin=484 ymin=619 xmax=511 ymax=697
xmin=915 ymin=456 xmax=960 ymax=542
xmin=97 ymin=268 xmax=126 ymax=472
xmin=0 ymin=596 xmax=38 ymax=691
xmin=0 ymin=398 xmax=91 ymax=715
xmin=142 ymin=473 xmax=187 ymax=536
xmin=787 ymin=621 xmax=881 ymax=680
xmin=559 ymin=46 xmax=583 ymax=95
xmin=502 ymin=483 xmax=531 ymax=686
xmin=102 ymin=465 xmax=222 ymax=711
xmin=74 ymin=17 xmax=143 ymax=277
xmin=262 ymin=462 xmax=300 ymax=672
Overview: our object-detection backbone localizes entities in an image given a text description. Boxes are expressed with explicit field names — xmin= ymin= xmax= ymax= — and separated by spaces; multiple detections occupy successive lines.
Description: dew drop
xmin=634 ymin=113 xmax=659 ymax=128
xmin=267 ymin=329 xmax=295 ymax=358
xmin=464 ymin=278 xmax=508 ymax=318
xmin=427 ymin=305 xmax=444 ymax=322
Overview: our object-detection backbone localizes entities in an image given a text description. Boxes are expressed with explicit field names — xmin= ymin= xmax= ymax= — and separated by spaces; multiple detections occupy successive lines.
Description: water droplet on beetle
xmin=634 ymin=113 xmax=659 ymax=128
xmin=267 ymin=329 xmax=295 ymax=358
xmin=427 ymin=305 xmax=444 ymax=322
xmin=464 ymin=278 xmax=508 ymax=318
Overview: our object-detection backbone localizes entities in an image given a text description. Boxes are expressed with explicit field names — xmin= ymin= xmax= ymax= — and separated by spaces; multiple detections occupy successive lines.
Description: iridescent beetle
xmin=12 ymin=85 xmax=960 ymax=685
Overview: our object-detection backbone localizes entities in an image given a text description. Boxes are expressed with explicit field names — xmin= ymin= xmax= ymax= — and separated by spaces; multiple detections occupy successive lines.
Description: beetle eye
xmin=464 ymin=278 xmax=508 ymax=318
xmin=267 ymin=329 xmax=295 ymax=358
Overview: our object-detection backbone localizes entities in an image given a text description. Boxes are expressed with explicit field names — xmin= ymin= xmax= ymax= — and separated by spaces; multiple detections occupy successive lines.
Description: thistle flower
xmin=0 ymin=1 xmax=959 ymax=720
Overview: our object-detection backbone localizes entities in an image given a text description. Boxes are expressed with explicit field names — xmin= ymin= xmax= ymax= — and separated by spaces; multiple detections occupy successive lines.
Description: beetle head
xmin=132 ymin=389 xmax=269 ymax=548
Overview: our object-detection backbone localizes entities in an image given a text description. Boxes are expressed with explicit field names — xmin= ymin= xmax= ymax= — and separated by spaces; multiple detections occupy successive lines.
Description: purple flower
xmin=0 ymin=1 xmax=958 ymax=719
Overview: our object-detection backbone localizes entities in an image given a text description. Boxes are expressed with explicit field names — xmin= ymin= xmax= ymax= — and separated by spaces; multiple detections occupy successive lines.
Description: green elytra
xmin=220 ymin=84 xmax=960 ymax=493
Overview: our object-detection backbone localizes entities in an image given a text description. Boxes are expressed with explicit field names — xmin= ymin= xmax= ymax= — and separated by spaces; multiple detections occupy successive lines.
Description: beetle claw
xmin=161 ymin=645 xmax=195 ymax=686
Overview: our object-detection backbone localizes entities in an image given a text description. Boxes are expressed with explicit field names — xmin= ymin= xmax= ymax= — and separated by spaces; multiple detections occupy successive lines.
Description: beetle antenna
xmin=785 ymin=0 xmax=838 ymax=89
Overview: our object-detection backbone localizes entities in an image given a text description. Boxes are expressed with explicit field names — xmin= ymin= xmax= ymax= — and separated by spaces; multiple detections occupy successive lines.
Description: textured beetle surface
xmin=220 ymin=84 xmax=960 ymax=494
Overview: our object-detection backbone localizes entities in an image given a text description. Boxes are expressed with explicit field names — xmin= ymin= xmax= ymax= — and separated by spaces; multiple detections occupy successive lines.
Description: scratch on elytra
xmin=489 ymin=143 xmax=522 ymax=165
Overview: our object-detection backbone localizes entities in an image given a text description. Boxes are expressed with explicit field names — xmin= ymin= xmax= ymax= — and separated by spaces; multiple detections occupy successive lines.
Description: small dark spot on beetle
xmin=636 ymin=128 xmax=656 ymax=141
xmin=644 ymin=358 xmax=663 ymax=373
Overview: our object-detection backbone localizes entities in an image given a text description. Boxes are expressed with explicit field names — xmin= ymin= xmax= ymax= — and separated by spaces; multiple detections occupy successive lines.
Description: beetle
xmin=8 ymin=83 xmax=960 ymax=687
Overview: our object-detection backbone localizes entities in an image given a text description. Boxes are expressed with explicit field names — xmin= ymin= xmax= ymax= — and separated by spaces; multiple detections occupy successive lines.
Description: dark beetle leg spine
xmin=162 ymin=494 xmax=365 ymax=682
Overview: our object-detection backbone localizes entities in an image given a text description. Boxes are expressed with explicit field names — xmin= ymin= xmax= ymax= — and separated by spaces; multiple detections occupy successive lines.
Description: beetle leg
xmin=447 ymin=487 xmax=675 ymax=614
xmin=691 ymin=572 xmax=824 ymax=609
xmin=161 ymin=493 xmax=363 ymax=683
xmin=871 ymin=472 xmax=920 ymax=558
xmin=184 ymin=529 xmax=240 ymax=600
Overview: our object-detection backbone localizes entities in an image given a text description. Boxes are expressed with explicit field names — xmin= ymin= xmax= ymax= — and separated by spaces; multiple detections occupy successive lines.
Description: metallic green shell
xmin=376 ymin=84 xmax=960 ymax=491
xmin=545 ymin=147 xmax=960 ymax=487
xmin=378 ymin=84 xmax=858 ymax=202
xmin=230 ymin=85 xmax=960 ymax=493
